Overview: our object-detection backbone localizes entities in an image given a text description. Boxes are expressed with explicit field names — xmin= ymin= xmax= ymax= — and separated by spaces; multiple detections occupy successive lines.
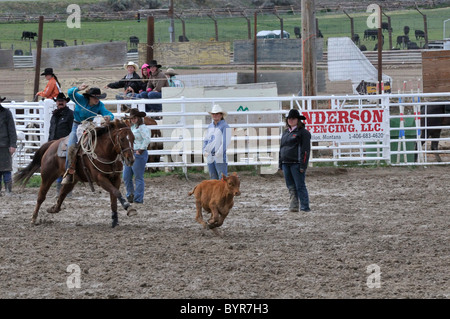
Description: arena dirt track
xmin=0 ymin=166 xmax=448 ymax=299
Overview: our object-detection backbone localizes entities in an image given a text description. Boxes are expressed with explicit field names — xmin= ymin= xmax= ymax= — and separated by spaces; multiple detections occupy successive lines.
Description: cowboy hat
xmin=148 ymin=60 xmax=162 ymax=68
xmin=53 ymin=92 xmax=70 ymax=102
xmin=0 ymin=96 xmax=5 ymax=103
xmin=125 ymin=108 xmax=147 ymax=119
xmin=124 ymin=61 xmax=139 ymax=71
xmin=286 ymin=109 xmax=306 ymax=121
xmin=165 ymin=68 xmax=178 ymax=76
xmin=83 ymin=87 xmax=107 ymax=100
xmin=41 ymin=68 xmax=54 ymax=76
xmin=208 ymin=104 xmax=228 ymax=118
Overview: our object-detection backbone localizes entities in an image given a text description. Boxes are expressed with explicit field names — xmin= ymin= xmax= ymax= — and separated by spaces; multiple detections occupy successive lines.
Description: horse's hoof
xmin=127 ymin=207 xmax=137 ymax=217
xmin=112 ymin=218 xmax=119 ymax=228
xmin=47 ymin=206 xmax=59 ymax=214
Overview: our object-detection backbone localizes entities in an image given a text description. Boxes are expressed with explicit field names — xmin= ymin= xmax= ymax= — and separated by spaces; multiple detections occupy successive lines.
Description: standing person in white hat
xmin=203 ymin=104 xmax=232 ymax=179
xmin=165 ymin=68 xmax=183 ymax=88
xmin=105 ymin=61 xmax=142 ymax=99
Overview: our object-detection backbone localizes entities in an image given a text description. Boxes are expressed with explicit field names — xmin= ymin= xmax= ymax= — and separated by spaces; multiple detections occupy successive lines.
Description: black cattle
xmin=396 ymin=35 xmax=409 ymax=48
xmin=407 ymin=41 xmax=420 ymax=50
xmin=381 ymin=22 xmax=389 ymax=31
xmin=22 ymin=31 xmax=37 ymax=40
xmin=294 ymin=26 xmax=301 ymax=38
xmin=317 ymin=29 xmax=323 ymax=38
xmin=178 ymin=35 xmax=189 ymax=42
xmin=415 ymin=30 xmax=425 ymax=40
xmin=359 ymin=45 xmax=367 ymax=51
xmin=364 ymin=29 xmax=378 ymax=40
xmin=352 ymin=33 xmax=360 ymax=45
xmin=53 ymin=39 xmax=67 ymax=47
xmin=14 ymin=49 xmax=23 ymax=56
xmin=129 ymin=36 xmax=139 ymax=47
xmin=127 ymin=48 xmax=137 ymax=53
xmin=404 ymin=25 xmax=410 ymax=36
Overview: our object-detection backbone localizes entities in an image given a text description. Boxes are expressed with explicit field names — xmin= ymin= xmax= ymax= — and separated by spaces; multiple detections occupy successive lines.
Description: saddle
xmin=57 ymin=136 xmax=70 ymax=157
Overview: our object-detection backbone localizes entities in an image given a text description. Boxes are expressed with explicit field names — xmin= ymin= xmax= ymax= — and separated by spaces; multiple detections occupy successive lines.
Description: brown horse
xmin=14 ymin=119 xmax=136 ymax=227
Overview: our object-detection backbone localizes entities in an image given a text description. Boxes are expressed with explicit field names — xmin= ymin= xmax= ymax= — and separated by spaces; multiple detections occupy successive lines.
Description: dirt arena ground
xmin=0 ymin=166 xmax=448 ymax=299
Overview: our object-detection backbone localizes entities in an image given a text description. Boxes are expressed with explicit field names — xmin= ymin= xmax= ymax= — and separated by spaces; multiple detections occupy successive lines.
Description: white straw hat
xmin=124 ymin=61 xmax=139 ymax=71
xmin=208 ymin=104 xmax=228 ymax=118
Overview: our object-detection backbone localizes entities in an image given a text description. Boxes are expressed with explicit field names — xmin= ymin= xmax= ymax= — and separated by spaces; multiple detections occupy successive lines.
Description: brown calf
xmin=188 ymin=172 xmax=241 ymax=230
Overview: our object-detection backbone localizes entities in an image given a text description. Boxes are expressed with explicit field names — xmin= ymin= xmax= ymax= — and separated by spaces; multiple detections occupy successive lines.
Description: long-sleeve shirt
xmin=36 ymin=77 xmax=61 ymax=99
xmin=203 ymin=119 xmax=231 ymax=164
xmin=67 ymin=87 xmax=114 ymax=123
xmin=279 ymin=125 xmax=311 ymax=170
xmin=131 ymin=123 xmax=151 ymax=151
xmin=146 ymin=69 xmax=169 ymax=92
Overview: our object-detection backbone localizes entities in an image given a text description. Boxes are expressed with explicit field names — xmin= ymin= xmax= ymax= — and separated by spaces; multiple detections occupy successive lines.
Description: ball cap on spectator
xmin=41 ymin=68 xmax=54 ymax=76
xmin=53 ymin=92 xmax=70 ymax=102
xmin=208 ymin=104 xmax=228 ymax=118
xmin=287 ymin=109 xmax=306 ymax=121
xmin=124 ymin=61 xmax=139 ymax=71
xmin=83 ymin=87 xmax=107 ymax=99
xmin=126 ymin=108 xmax=147 ymax=119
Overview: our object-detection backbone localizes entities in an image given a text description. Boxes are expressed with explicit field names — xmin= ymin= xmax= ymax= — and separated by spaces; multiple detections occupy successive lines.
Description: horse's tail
xmin=14 ymin=140 xmax=54 ymax=187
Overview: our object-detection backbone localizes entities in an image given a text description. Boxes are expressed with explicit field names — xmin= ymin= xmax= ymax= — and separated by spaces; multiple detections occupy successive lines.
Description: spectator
xmin=203 ymin=104 xmax=232 ymax=180
xmin=48 ymin=92 xmax=74 ymax=194
xmin=35 ymin=68 xmax=62 ymax=101
xmin=135 ymin=60 xmax=168 ymax=113
xmin=105 ymin=61 xmax=141 ymax=99
xmin=0 ymin=96 xmax=18 ymax=196
xmin=165 ymin=68 xmax=183 ymax=87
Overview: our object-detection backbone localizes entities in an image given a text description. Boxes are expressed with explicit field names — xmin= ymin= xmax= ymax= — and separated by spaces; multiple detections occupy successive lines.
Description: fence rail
xmin=5 ymin=92 xmax=450 ymax=176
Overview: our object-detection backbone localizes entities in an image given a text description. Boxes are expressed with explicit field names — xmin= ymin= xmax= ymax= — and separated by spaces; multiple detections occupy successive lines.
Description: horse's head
xmin=112 ymin=121 xmax=135 ymax=167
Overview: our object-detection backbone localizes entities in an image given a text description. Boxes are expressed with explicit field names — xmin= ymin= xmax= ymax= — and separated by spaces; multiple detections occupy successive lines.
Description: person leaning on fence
xmin=105 ymin=61 xmax=142 ymax=99
xmin=279 ymin=109 xmax=311 ymax=213
xmin=122 ymin=108 xmax=151 ymax=206
xmin=135 ymin=60 xmax=168 ymax=113
xmin=165 ymin=68 xmax=183 ymax=88
xmin=48 ymin=92 xmax=74 ymax=193
xmin=203 ymin=104 xmax=232 ymax=180
xmin=61 ymin=84 xmax=114 ymax=185
xmin=35 ymin=68 xmax=62 ymax=101
xmin=0 ymin=96 xmax=17 ymax=196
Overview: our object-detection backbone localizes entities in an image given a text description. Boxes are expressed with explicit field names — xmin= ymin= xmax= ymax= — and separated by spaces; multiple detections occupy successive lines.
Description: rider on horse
xmin=62 ymin=84 xmax=114 ymax=185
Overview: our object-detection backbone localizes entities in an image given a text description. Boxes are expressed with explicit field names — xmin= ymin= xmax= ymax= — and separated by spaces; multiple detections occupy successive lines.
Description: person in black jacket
xmin=0 ymin=96 xmax=17 ymax=196
xmin=48 ymin=92 xmax=73 ymax=194
xmin=279 ymin=108 xmax=311 ymax=212
xmin=105 ymin=61 xmax=142 ymax=99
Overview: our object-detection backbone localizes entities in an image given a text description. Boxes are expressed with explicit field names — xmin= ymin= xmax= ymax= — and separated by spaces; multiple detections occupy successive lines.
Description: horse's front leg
xmin=47 ymin=182 xmax=76 ymax=214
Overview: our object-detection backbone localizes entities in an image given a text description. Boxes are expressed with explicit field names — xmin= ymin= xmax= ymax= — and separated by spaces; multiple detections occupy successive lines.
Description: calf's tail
xmin=188 ymin=185 xmax=198 ymax=196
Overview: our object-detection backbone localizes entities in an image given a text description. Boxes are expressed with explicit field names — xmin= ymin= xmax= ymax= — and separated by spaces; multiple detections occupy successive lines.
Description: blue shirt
xmin=68 ymin=87 xmax=114 ymax=123
xmin=131 ymin=124 xmax=151 ymax=151
xmin=203 ymin=119 xmax=231 ymax=164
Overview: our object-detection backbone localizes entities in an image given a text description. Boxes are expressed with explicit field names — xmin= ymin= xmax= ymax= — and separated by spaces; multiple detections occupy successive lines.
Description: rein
xmin=80 ymin=125 xmax=133 ymax=175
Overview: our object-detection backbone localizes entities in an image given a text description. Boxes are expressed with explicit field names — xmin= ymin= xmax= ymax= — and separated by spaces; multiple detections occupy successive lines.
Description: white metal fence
xmin=5 ymin=92 xmax=450 ymax=175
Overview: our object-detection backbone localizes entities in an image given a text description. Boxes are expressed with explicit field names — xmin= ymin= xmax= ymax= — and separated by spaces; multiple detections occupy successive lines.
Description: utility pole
xmin=169 ymin=0 xmax=175 ymax=43
xmin=301 ymin=0 xmax=317 ymax=103
xmin=33 ymin=16 xmax=44 ymax=100
xmin=147 ymin=16 xmax=154 ymax=62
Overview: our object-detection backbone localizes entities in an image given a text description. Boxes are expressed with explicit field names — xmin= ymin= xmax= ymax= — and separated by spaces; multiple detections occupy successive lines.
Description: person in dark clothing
xmin=105 ymin=61 xmax=142 ymax=99
xmin=0 ymin=96 xmax=17 ymax=196
xmin=279 ymin=108 xmax=311 ymax=212
xmin=48 ymin=92 xmax=74 ymax=193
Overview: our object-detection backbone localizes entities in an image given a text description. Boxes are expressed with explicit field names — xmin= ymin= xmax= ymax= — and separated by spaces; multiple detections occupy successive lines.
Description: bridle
xmin=80 ymin=125 xmax=134 ymax=174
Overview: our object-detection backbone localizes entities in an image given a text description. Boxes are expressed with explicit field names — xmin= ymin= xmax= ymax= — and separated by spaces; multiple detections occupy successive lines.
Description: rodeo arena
xmin=0 ymin=1 xmax=449 ymax=303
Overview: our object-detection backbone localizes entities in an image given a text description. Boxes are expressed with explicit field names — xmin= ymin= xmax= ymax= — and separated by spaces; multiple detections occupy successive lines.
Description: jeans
xmin=136 ymin=91 xmax=162 ymax=112
xmin=65 ymin=122 xmax=80 ymax=169
xmin=123 ymin=150 xmax=148 ymax=203
xmin=282 ymin=163 xmax=310 ymax=211
xmin=0 ymin=171 xmax=12 ymax=184
xmin=207 ymin=162 xmax=228 ymax=180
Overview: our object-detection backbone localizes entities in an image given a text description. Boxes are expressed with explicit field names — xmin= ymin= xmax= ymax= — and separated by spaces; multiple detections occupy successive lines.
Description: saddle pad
xmin=57 ymin=136 xmax=69 ymax=157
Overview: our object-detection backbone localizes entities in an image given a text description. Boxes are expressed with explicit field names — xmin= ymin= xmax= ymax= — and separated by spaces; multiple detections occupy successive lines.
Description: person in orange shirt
xmin=35 ymin=68 xmax=61 ymax=101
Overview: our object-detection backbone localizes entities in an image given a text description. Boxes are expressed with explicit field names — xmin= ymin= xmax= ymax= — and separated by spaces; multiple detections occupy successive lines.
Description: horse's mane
xmin=94 ymin=119 xmax=128 ymax=138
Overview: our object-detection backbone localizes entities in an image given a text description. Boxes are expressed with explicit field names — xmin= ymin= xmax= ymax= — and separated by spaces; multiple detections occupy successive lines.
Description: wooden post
xmin=377 ymin=7 xmax=382 ymax=93
xmin=415 ymin=5 xmax=429 ymax=49
xmin=274 ymin=12 xmax=284 ymax=39
xmin=33 ymin=16 xmax=44 ymax=100
xmin=301 ymin=0 xmax=317 ymax=103
xmin=147 ymin=16 xmax=154 ymax=62
xmin=168 ymin=0 xmax=174 ymax=43
xmin=382 ymin=10 xmax=393 ymax=50
xmin=343 ymin=10 xmax=354 ymax=41
xmin=241 ymin=11 xmax=251 ymax=40
xmin=254 ymin=12 xmax=257 ymax=83
xmin=174 ymin=13 xmax=186 ymax=41
xmin=207 ymin=13 xmax=219 ymax=41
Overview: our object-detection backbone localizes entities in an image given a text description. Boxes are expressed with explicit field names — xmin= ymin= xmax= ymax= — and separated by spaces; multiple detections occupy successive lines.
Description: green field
xmin=1 ymin=6 xmax=449 ymax=55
